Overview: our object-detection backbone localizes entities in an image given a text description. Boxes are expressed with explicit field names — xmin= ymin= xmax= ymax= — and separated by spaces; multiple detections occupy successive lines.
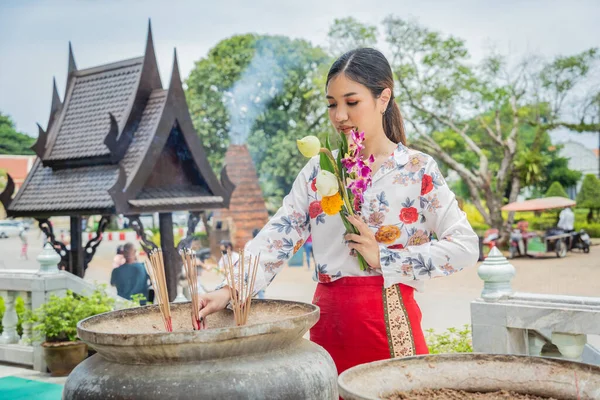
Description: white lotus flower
xmin=296 ymin=136 xmax=321 ymax=158
xmin=316 ymin=170 xmax=339 ymax=197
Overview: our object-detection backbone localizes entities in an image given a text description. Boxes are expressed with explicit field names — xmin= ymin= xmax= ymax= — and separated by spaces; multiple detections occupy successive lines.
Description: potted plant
xmin=24 ymin=288 xmax=115 ymax=376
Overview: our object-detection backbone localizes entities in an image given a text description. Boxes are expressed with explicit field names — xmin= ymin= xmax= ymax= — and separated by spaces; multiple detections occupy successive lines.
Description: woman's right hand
xmin=198 ymin=287 xmax=231 ymax=320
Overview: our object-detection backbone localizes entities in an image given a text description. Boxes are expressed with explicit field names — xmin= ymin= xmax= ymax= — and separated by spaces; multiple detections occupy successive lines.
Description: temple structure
xmin=0 ymin=23 xmax=234 ymax=299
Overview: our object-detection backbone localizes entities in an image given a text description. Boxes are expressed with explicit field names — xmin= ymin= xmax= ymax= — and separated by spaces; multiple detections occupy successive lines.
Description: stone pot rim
xmin=338 ymin=353 xmax=600 ymax=400
xmin=42 ymin=340 xmax=87 ymax=348
xmin=77 ymin=299 xmax=319 ymax=348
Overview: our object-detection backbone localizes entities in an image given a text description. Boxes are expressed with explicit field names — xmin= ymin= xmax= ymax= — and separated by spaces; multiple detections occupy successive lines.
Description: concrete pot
xmin=63 ymin=300 xmax=337 ymax=399
xmin=338 ymin=353 xmax=600 ymax=399
xmin=42 ymin=341 xmax=87 ymax=377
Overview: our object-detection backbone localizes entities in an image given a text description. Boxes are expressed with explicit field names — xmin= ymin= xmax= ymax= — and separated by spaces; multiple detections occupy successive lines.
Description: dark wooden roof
xmin=2 ymin=23 xmax=234 ymax=218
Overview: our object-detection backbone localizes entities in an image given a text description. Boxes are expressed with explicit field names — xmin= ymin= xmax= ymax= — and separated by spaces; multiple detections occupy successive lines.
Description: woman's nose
xmin=335 ymin=108 xmax=348 ymax=122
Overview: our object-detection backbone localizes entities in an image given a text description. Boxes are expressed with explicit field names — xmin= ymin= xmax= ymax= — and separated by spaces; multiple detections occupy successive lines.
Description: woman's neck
xmin=361 ymin=130 xmax=396 ymax=159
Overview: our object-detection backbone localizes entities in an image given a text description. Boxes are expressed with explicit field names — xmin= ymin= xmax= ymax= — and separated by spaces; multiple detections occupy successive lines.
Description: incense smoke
xmin=225 ymin=39 xmax=289 ymax=145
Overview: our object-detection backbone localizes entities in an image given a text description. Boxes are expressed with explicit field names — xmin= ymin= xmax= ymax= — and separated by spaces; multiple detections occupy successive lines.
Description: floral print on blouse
xmin=223 ymin=143 xmax=479 ymax=293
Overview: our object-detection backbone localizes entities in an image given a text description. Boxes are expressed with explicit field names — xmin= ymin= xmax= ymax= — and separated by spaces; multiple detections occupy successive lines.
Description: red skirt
xmin=310 ymin=276 xmax=428 ymax=375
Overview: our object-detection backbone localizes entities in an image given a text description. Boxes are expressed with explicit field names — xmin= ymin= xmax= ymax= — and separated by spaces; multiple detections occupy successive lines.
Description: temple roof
xmin=45 ymin=57 xmax=144 ymax=161
xmin=2 ymin=23 xmax=234 ymax=218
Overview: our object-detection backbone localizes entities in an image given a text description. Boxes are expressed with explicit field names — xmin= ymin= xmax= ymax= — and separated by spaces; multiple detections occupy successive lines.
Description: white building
xmin=557 ymin=141 xmax=599 ymax=198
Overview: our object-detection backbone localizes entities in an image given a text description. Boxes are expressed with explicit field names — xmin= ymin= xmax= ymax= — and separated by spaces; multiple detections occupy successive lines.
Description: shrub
xmin=544 ymin=181 xmax=568 ymax=198
xmin=24 ymin=287 xmax=115 ymax=343
xmin=426 ymin=325 xmax=473 ymax=354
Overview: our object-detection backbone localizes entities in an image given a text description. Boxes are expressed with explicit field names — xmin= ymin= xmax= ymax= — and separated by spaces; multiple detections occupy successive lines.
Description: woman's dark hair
xmin=326 ymin=48 xmax=406 ymax=145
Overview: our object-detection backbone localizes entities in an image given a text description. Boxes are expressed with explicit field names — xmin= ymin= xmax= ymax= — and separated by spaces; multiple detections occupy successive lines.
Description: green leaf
xmin=320 ymin=152 xmax=335 ymax=173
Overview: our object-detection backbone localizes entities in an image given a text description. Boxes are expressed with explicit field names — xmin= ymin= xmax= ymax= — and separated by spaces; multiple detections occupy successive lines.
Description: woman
xmin=199 ymin=48 xmax=479 ymax=375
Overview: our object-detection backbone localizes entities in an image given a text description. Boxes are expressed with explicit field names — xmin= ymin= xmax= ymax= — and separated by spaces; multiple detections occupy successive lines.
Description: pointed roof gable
xmin=41 ymin=23 xmax=162 ymax=167
xmin=2 ymin=27 xmax=234 ymax=218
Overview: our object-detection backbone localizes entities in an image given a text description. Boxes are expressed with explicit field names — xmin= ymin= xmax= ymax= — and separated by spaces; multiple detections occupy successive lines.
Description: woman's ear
xmin=379 ymin=88 xmax=392 ymax=112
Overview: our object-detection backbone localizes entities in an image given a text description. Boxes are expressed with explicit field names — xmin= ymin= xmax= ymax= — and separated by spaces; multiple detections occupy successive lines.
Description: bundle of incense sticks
xmin=222 ymin=250 xmax=260 ymax=326
xmin=145 ymin=249 xmax=172 ymax=332
xmin=179 ymin=248 xmax=205 ymax=330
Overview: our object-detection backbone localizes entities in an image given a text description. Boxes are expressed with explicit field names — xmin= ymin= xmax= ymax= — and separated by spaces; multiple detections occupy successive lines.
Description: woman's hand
xmin=197 ymin=287 xmax=231 ymax=320
xmin=345 ymin=214 xmax=382 ymax=269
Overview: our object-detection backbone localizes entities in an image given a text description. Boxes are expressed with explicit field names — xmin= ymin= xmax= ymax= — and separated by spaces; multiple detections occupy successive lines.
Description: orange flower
xmin=321 ymin=193 xmax=344 ymax=215
xmin=375 ymin=225 xmax=401 ymax=244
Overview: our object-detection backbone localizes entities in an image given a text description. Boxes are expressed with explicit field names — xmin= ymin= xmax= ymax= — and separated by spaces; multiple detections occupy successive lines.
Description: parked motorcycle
xmin=569 ymin=229 xmax=591 ymax=253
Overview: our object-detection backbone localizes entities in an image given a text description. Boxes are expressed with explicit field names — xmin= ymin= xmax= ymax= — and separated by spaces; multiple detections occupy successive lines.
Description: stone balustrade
xmin=0 ymin=243 xmax=125 ymax=372
xmin=471 ymin=247 xmax=600 ymax=365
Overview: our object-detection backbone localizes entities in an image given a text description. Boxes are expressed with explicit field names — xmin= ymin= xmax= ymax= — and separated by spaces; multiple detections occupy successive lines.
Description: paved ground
xmin=1 ymin=228 xmax=599 ymax=382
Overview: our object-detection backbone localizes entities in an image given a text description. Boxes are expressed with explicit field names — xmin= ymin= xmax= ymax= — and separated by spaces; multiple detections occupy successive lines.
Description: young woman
xmin=199 ymin=48 xmax=479 ymax=375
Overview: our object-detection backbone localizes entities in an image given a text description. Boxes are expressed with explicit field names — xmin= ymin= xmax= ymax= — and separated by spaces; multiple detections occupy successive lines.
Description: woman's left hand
xmin=345 ymin=214 xmax=381 ymax=269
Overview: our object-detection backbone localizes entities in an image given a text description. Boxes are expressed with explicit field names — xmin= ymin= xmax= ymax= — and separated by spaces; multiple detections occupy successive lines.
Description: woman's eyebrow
xmin=326 ymin=92 xmax=358 ymax=99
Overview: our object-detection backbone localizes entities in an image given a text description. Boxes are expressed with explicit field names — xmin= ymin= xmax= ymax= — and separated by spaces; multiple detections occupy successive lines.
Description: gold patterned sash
xmin=382 ymin=285 xmax=416 ymax=358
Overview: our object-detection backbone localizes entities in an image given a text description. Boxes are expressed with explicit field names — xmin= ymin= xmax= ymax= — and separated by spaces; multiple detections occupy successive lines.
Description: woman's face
xmin=326 ymin=73 xmax=385 ymax=138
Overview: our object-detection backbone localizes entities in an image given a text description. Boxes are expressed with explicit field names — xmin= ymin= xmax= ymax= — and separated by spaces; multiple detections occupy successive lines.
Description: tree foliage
xmin=328 ymin=17 xmax=378 ymax=56
xmin=544 ymin=181 xmax=568 ymax=198
xmin=185 ymin=35 xmax=331 ymax=209
xmin=0 ymin=112 xmax=34 ymax=155
xmin=577 ymin=174 xmax=600 ymax=210
xmin=380 ymin=17 xmax=599 ymax=237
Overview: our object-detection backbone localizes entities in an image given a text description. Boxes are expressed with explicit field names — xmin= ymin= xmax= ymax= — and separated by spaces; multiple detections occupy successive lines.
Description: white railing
xmin=0 ymin=243 xmax=125 ymax=372
xmin=471 ymin=247 xmax=600 ymax=365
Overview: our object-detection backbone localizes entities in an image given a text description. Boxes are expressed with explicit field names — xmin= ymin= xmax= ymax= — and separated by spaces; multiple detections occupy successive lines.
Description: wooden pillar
xmin=159 ymin=212 xmax=177 ymax=302
xmin=70 ymin=216 xmax=84 ymax=278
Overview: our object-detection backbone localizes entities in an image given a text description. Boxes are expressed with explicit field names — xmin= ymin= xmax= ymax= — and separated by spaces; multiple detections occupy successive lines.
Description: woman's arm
xmin=379 ymin=158 xmax=479 ymax=287
xmin=215 ymin=158 xmax=316 ymax=295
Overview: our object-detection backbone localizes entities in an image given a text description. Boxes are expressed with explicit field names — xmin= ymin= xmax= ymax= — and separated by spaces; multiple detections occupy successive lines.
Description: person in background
xmin=303 ymin=235 xmax=314 ymax=270
xmin=558 ymin=206 xmax=575 ymax=232
xmin=19 ymin=228 xmax=28 ymax=260
xmin=110 ymin=242 xmax=149 ymax=301
xmin=112 ymin=245 xmax=126 ymax=269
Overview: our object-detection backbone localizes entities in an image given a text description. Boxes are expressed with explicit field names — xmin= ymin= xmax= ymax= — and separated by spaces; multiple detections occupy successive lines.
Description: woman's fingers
xmin=347 ymin=214 xmax=371 ymax=237
xmin=345 ymin=233 xmax=365 ymax=243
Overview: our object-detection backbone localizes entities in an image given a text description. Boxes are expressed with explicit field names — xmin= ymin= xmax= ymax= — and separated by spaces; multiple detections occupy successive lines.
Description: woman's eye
xmin=347 ymin=101 xmax=358 ymax=106
xmin=327 ymin=104 xmax=336 ymax=109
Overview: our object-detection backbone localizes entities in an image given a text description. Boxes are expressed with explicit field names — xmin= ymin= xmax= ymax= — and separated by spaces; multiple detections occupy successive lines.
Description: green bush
xmin=0 ymin=296 xmax=26 ymax=336
xmin=574 ymin=222 xmax=600 ymax=238
xmin=24 ymin=287 xmax=115 ymax=343
xmin=544 ymin=182 xmax=568 ymax=198
xmin=426 ymin=325 xmax=473 ymax=354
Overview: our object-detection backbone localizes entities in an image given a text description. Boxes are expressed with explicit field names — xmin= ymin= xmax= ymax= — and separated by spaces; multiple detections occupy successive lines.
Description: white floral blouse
xmin=232 ymin=143 xmax=479 ymax=293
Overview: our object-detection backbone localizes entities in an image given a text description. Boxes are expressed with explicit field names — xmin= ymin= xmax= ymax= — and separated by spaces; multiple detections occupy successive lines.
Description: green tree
xmin=0 ymin=113 xmax=34 ymax=155
xmin=328 ymin=17 xmax=378 ymax=56
xmin=576 ymin=174 xmax=600 ymax=223
xmin=537 ymin=149 xmax=582 ymax=194
xmin=185 ymin=35 xmax=331 ymax=208
xmin=380 ymin=17 xmax=599 ymax=241
xmin=545 ymin=181 xmax=568 ymax=198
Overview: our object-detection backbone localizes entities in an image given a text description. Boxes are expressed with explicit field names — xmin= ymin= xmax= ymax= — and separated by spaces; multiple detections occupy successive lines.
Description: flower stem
xmin=319 ymin=148 xmax=354 ymax=215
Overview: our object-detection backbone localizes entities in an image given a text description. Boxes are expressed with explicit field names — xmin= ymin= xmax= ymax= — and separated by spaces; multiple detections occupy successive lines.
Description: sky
xmin=0 ymin=0 xmax=599 ymax=148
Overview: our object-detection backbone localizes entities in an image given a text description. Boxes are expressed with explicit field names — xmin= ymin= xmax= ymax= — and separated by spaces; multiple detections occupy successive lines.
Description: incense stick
xmin=145 ymin=249 xmax=172 ymax=332
xmin=179 ymin=248 xmax=205 ymax=330
xmin=222 ymin=249 xmax=261 ymax=326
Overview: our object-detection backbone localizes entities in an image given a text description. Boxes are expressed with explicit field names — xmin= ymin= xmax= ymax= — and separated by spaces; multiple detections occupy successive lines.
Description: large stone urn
xmin=63 ymin=300 xmax=337 ymax=399
xmin=338 ymin=354 xmax=600 ymax=399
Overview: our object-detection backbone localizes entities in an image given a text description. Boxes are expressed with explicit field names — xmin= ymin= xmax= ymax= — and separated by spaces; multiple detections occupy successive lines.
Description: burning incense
xmin=179 ymin=248 xmax=205 ymax=330
xmin=222 ymin=250 xmax=261 ymax=326
xmin=145 ymin=249 xmax=172 ymax=332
